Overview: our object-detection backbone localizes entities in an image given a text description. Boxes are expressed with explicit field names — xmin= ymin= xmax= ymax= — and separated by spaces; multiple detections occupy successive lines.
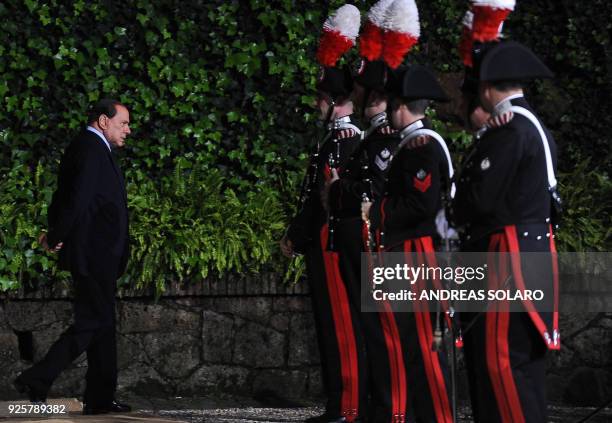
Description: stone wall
xmin=0 ymin=275 xmax=611 ymax=406
xmin=550 ymin=313 xmax=612 ymax=406
xmin=0 ymin=275 xmax=321 ymax=403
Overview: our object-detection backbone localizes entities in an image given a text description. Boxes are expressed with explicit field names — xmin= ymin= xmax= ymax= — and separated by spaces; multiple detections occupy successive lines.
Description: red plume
xmin=459 ymin=29 xmax=473 ymax=66
xmin=382 ymin=32 xmax=418 ymax=69
xmin=359 ymin=21 xmax=384 ymax=61
xmin=471 ymin=0 xmax=515 ymax=42
xmin=315 ymin=4 xmax=360 ymax=67
xmin=380 ymin=0 xmax=420 ymax=69
xmin=316 ymin=30 xmax=354 ymax=67
xmin=459 ymin=11 xmax=474 ymax=67
xmin=472 ymin=6 xmax=511 ymax=41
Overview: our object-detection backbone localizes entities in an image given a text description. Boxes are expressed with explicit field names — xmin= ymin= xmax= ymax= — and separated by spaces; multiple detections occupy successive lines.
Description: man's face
xmin=101 ymin=105 xmax=131 ymax=148
xmin=364 ymin=90 xmax=387 ymax=119
xmin=470 ymin=106 xmax=490 ymax=129
xmin=478 ymin=83 xmax=495 ymax=113
xmin=460 ymin=93 xmax=489 ymax=130
xmin=388 ymin=97 xmax=403 ymax=130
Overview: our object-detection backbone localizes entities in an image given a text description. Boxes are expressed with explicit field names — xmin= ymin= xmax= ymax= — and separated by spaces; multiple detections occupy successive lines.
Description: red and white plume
xmin=381 ymin=0 xmax=420 ymax=69
xmin=471 ymin=0 xmax=515 ymax=42
xmin=458 ymin=10 xmax=474 ymax=67
xmin=359 ymin=0 xmax=395 ymax=61
xmin=316 ymin=4 xmax=361 ymax=67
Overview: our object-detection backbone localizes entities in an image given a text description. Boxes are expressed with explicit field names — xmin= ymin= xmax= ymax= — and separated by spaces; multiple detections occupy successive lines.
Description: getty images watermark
xmin=359 ymin=252 xmax=612 ymax=313
xmin=371 ymin=262 xmax=545 ymax=303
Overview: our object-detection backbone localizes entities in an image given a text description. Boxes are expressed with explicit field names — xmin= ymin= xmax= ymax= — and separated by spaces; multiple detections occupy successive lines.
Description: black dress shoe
xmin=13 ymin=377 xmax=47 ymax=403
xmin=83 ymin=400 xmax=132 ymax=415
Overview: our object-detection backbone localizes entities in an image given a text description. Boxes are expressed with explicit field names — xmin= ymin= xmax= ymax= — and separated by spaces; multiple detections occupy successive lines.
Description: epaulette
xmin=404 ymin=134 xmax=431 ymax=149
xmin=377 ymin=125 xmax=397 ymax=135
xmin=336 ymin=128 xmax=359 ymax=140
xmin=486 ymin=111 xmax=514 ymax=129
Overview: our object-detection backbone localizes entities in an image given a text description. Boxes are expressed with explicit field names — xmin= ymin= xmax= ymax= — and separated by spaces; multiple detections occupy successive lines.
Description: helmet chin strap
xmin=324 ymin=98 xmax=336 ymax=128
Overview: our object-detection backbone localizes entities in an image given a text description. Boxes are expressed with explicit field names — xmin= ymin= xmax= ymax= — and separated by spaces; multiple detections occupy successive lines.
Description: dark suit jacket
xmin=47 ymin=130 xmax=129 ymax=279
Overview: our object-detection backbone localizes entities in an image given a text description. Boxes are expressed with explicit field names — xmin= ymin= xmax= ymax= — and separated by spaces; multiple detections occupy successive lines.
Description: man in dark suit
xmin=14 ymin=99 xmax=132 ymax=415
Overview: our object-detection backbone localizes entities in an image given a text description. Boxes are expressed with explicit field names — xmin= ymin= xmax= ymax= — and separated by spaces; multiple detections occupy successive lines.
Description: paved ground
xmin=1 ymin=396 xmax=611 ymax=422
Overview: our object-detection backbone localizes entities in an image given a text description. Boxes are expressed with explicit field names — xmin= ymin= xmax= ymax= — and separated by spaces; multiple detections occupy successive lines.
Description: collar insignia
xmin=480 ymin=157 xmax=491 ymax=171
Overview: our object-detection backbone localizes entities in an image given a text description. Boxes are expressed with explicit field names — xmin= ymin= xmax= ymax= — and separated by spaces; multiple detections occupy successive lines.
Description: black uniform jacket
xmin=369 ymin=119 xmax=451 ymax=249
xmin=47 ymin=130 xmax=129 ymax=277
xmin=329 ymin=120 xmax=399 ymax=219
xmin=453 ymin=96 xmax=558 ymax=243
xmin=287 ymin=116 xmax=361 ymax=253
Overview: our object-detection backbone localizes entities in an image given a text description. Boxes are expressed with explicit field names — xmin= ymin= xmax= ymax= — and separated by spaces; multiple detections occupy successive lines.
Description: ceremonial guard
xmin=280 ymin=5 xmax=365 ymax=422
xmin=326 ymin=0 xmax=402 ymax=420
xmin=326 ymin=0 xmax=450 ymax=421
xmin=363 ymin=63 xmax=455 ymax=423
xmin=353 ymin=1 xmax=455 ymax=421
xmin=453 ymin=9 xmax=498 ymax=420
xmin=452 ymin=2 xmax=561 ymax=421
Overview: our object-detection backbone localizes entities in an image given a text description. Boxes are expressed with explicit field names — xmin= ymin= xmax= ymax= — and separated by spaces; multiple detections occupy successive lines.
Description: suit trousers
xmin=18 ymin=271 xmax=118 ymax=407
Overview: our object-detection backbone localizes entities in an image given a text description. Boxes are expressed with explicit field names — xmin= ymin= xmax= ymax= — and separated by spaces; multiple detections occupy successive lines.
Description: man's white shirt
xmin=86 ymin=126 xmax=111 ymax=152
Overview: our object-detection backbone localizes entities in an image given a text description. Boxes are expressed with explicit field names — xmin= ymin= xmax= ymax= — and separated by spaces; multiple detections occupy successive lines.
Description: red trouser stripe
xmin=420 ymin=236 xmax=453 ymax=330
xmin=486 ymin=234 xmax=525 ymax=423
xmin=412 ymin=239 xmax=453 ymax=423
xmin=320 ymin=225 xmax=359 ymax=420
xmin=504 ymin=225 xmax=556 ymax=349
xmin=377 ymin=308 xmax=397 ymax=419
xmin=379 ymin=301 xmax=407 ymax=421
xmin=549 ymin=224 xmax=560 ymax=346
xmin=485 ymin=235 xmax=514 ymax=422
xmin=496 ymin=236 xmax=525 ymax=423
xmin=371 ymin=226 xmax=408 ymax=421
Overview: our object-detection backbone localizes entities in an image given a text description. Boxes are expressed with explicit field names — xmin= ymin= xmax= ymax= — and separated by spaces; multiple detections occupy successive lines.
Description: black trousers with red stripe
xmin=461 ymin=311 xmax=547 ymax=423
xmin=461 ymin=224 xmax=557 ymax=423
xmin=335 ymin=218 xmax=453 ymax=423
xmin=334 ymin=218 xmax=377 ymax=419
xmin=304 ymin=223 xmax=367 ymax=420
xmin=386 ymin=238 xmax=453 ymax=423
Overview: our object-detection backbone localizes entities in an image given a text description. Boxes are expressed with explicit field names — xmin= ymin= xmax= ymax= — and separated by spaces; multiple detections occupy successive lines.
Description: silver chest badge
xmin=416 ymin=169 xmax=427 ymax=180
xmin=375 ymin=148 xmax=391 ymax=171
xmin=480 ymin=157 xmax=491 ymax=171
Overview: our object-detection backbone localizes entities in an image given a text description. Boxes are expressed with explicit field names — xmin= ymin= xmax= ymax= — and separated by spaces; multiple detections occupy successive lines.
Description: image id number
xmin=8 ymin=404 xmax=66 ymax=414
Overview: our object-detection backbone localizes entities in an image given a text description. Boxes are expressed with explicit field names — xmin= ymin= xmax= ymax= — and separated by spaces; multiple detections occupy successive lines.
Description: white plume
xmin=368 ymin=0 xmax=395 ymax=27
xmin=383 ymin=0 xmax=420 ymax=37
xmin=471 ymin=0 xmax=516 ymax=10
xmin=323 ymin=4 xmax=361 ymax=42
xmin=462 ymin=10 xmax=474 ymax=29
